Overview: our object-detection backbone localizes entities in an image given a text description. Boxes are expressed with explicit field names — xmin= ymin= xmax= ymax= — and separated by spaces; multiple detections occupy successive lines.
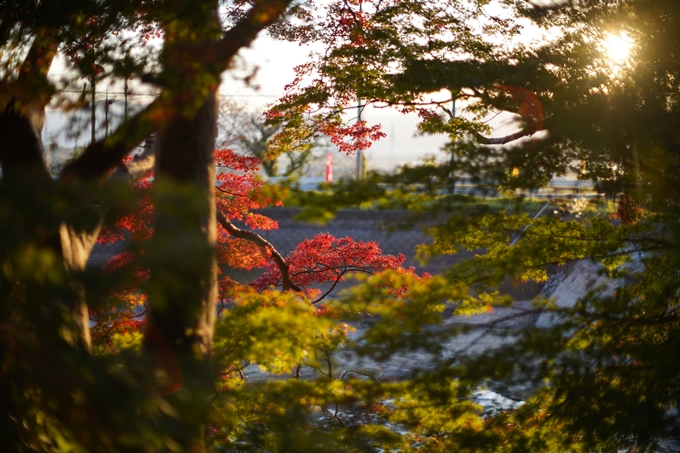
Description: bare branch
xmin=304 ymin=359 xmax=331 ymax=378
xmin=340 ymin=369 xmax=384 ymax=381
xmin=216 ymin=210 xmax=302 ymax=292
xmin=311 ymin=272 xmax=346 ymax=305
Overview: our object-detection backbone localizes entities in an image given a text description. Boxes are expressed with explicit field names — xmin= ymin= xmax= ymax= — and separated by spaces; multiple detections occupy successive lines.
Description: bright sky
xmin=45 ymin=2 xmax=558 ymax=174
xmin=222 ymin=35 xmax=452 ymax=172
xmin=220 ymin=0 xmax=554 ymax=173
xmin=45 ymin=35 xmax=453 ymax=173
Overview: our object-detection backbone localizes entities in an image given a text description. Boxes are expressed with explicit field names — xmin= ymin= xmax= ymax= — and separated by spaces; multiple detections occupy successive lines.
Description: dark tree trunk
xmin=0 ymin=98 xmax=96 ymax=351
xmin=0 ymin=33 xmax=102 ymax=351
xmin=142 ymin=87 xmax=218 ymax=451
xmin=145 ymin=90 xmax=218 ymax=358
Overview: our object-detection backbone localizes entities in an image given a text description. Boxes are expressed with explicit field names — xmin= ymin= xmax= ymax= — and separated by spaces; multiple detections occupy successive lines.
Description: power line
xmin=54 ymin=89 xmax=279 ymax=98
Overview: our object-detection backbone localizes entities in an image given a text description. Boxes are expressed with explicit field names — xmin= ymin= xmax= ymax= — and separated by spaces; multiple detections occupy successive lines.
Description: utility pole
xmin=389 ymin=123 xmax=394 ymax=172
xmin=356 ymin=98 xmax=364 ymax=180
xmin=355 ymin=0 xmax=364 ymax=181
xmin=104 ymin=91 xmax=109 ymax=137
xmin=90 ymin=76 xmax=96 ymax=145
xmin=124 ymin=77 xmax=129 ymax=122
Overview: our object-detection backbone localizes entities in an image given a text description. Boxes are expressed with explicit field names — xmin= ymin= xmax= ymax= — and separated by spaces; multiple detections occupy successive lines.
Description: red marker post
xmin=325 ymin=153 xmax=333 ymax=182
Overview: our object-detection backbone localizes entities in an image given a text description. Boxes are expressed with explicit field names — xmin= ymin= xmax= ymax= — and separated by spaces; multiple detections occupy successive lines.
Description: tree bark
xmin=0 ymin=29 xmax=98 ymax=352
xmin=145 ymin=90 xmax=218 ymax=358
xmin=474 ymin=128 xmax=535 ymax=145
xmin=140 ymin=81 xmax=218 ymax=452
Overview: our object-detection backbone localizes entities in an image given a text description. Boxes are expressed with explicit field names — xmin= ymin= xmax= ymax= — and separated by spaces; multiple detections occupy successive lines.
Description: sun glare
xmin=603 ymin=32 xmax=633 ymax=66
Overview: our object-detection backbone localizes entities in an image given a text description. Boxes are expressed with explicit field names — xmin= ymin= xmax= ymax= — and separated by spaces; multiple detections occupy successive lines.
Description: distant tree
xmin=217 ymin=97 xmax=322 ymax=177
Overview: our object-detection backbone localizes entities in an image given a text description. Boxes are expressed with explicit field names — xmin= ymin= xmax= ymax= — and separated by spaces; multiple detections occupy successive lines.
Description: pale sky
xmin=45 ymin=6 xmax=538 ymax=175
xmin=45 ymin=35 xmax=454 ymax=173
xmin=221 ymin=35 xmax=453 ymax=172
xmin=222 ymin=7 xmax=544 ymax=172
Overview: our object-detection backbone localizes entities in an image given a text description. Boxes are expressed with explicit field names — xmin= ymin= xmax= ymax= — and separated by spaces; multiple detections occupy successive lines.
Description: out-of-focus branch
xmin=216 ymin=210 xmax=301 ymax=292
xmin=108 ymin=136 xmax=156 ymax=184
xmin=474 ymin=128 xmax=533 ymax=145
xmin=0 ymin=31 xmax=58 ymax=182
xmin=0 ymin=98 xmax=51 ymax=183
xmin=59 ymin=100 xmax=162 ymax=182
xmin=0 ymin=26 xmax=57 ymax=108
xmin=212 ymin=0 xmax=293 ymax=63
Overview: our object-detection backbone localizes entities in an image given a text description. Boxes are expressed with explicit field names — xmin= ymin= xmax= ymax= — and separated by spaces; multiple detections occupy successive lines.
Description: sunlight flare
xmin=603 ymin=32 xmax=633 ymax=66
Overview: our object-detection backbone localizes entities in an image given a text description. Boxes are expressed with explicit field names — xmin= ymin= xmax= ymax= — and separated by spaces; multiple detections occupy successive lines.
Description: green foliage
xmin=214 ymin=288 xmax=341 ymax=375
xmin=206 ymin=269 xmax=515 ymax=452
xmin=277 ymin=164 xmax=548 ymax=225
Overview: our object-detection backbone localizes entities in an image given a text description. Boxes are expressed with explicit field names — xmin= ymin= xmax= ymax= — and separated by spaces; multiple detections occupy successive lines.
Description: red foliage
xmin=319 ymin=120 xmax=386 ymax=155
xmin=90 ymin=312 xmax=145 ymax=352
xmin=252 ymin=233 xmax=406 ymax=302
xmin=495 ymin=85 xmax=544 ymax=132
xmin=614 ymin=193 xmax=642 ymax=225
xmin=99 ymin=172 xmax=154 ymax=244
xmin=215 ymin=149 xmax=282 ymax=229
xmin=94 ymin=148 xmax=407 ymax=339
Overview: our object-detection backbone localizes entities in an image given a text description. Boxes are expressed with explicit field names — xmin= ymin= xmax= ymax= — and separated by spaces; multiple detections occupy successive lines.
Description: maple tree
xmin=92 ymin=148 xmax=408 ymax=349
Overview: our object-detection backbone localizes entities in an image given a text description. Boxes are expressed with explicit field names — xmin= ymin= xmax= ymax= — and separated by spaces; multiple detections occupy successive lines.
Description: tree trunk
xmin=0 ymin=31 xmax=101 ymax=351
xmin=145 ymin=90 xmax=218 ymax=358
xmin=59 ymin=225 xmax=100 ymax=351
xmin=142 ymin=87 xmax=218 ymax=452
xmin=0 ymin=98 xmax=98 ymax=351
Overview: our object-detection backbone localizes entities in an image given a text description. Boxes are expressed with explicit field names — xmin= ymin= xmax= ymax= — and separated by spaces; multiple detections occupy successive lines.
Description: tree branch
xmin=0 ymin=30 xmax=58 ymax=182
xmin=0 ymin=98 xmax=51 ymax=183
xmin=0 ymin=26 xmax=58 ymax=111
xmin=212 ymin=0 xmax=294 ymax=63
xmin=474 ymin=128 xmax=534 ymax=145
xmin=108 ymin=135 xmax=156 ymax=184
xmin=59 ymin=99 xmax=162 ymax=182
xmin=311 ymin=271 xmax=346 ymax=305
xmin=216 ymin=210 xmax=301 ymax=292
